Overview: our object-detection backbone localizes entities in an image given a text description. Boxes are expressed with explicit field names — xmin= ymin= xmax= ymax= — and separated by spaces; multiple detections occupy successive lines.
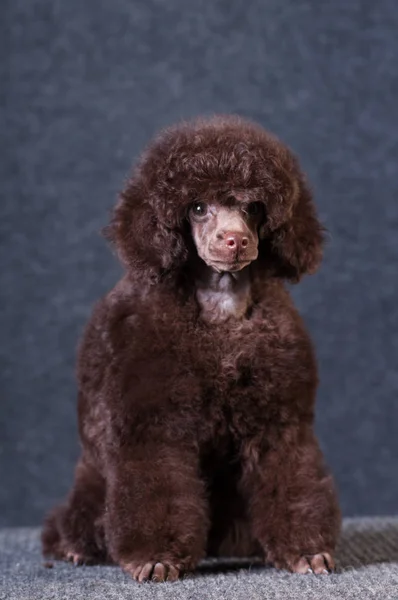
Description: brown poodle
xmin=42 ymin=115 xmax=341 ymax=582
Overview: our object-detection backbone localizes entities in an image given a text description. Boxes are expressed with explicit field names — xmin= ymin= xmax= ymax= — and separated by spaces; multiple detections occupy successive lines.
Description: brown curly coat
xmin=42 ymin=115 xmax=341 ymax=582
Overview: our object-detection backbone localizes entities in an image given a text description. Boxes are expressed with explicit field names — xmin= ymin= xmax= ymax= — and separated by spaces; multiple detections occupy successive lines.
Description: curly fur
xmin=42 ymin=115 xmax=341 ymax=582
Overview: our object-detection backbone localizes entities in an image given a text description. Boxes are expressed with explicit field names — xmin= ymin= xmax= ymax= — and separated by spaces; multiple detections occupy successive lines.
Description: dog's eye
xmin=247 ymin=202 xmax=261 ymax=216
xmin=191 ymin=202 xmax=208 ymax=217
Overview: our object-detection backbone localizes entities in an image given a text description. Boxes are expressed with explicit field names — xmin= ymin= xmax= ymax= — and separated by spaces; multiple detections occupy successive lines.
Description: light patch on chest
xmin=196 ymin=270 xmax=252 ymax=323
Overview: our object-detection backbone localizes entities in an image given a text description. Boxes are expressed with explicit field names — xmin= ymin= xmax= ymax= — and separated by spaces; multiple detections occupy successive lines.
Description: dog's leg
xmin=104 ymin=444 xmax=209 ymax=582
xmin=240 ymin=424 xmax=341 ymax=574
xmin=42 ymin=504 xmax=65 ymax=559
xmin=51 ymin=458 xmax=107 ymax=565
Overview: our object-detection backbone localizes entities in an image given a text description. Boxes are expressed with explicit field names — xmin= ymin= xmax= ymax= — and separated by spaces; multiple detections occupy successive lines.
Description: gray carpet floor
xmin=1 ymin=518 xmax=398 ymax=599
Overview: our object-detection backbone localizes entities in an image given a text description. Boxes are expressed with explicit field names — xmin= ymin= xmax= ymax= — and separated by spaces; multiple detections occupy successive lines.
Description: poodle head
xmin=105 ymin=115 xmax=324 ymax=282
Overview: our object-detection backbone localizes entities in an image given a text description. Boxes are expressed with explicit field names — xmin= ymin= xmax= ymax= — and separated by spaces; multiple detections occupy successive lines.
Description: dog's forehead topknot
xmin=137 ymin=115 xmax=295 ymax=201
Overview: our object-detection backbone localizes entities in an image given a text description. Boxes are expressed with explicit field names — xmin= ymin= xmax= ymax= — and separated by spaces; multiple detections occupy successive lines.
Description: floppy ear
xmin=103 ymin=179 xmax=188 ymax=278
xmin=270 ymin=175 xmax=324 ymax=282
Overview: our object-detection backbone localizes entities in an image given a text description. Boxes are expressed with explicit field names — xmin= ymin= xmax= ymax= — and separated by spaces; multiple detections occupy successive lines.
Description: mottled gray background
xmin=1 ymin=0 xmax=397 ymax=526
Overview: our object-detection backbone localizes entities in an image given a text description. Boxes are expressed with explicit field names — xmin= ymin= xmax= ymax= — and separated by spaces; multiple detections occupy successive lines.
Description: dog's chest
xmin=195 ymin=271 xmax=252 ymax=324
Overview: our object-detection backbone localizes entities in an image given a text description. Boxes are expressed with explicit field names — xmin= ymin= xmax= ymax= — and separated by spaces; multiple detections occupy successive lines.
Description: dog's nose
xmin=224 ymin=231 xmax=249 ymax=251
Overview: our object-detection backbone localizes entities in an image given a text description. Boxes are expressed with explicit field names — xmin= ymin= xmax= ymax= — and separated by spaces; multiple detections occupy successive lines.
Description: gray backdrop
xmin=1 ymin=0 xmax=397 ymax=527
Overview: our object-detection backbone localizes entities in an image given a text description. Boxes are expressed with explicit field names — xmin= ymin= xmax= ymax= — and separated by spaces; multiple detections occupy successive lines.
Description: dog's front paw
xmin=122 ymin=560 xmax=182 ymax=583
xmin=273 ymin=552 xmax=335 ymax=574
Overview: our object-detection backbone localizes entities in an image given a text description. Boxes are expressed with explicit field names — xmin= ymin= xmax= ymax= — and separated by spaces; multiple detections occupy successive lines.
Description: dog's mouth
xmin=207 ymin=259 xmax=253 ymax=273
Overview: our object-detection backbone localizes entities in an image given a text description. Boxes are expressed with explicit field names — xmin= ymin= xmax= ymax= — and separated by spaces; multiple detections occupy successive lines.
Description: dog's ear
xmin=269 ymin=175 xmax=324 ymax=282
xmin=103 ymin=179 xmax=188 ymax=278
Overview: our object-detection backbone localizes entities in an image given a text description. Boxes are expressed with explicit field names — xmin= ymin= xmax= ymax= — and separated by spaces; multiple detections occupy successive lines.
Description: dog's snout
xmin=204 ymin=209 xmax=259 ymax=269
xmin=224 ymin=231 xmax=249 ymax=251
